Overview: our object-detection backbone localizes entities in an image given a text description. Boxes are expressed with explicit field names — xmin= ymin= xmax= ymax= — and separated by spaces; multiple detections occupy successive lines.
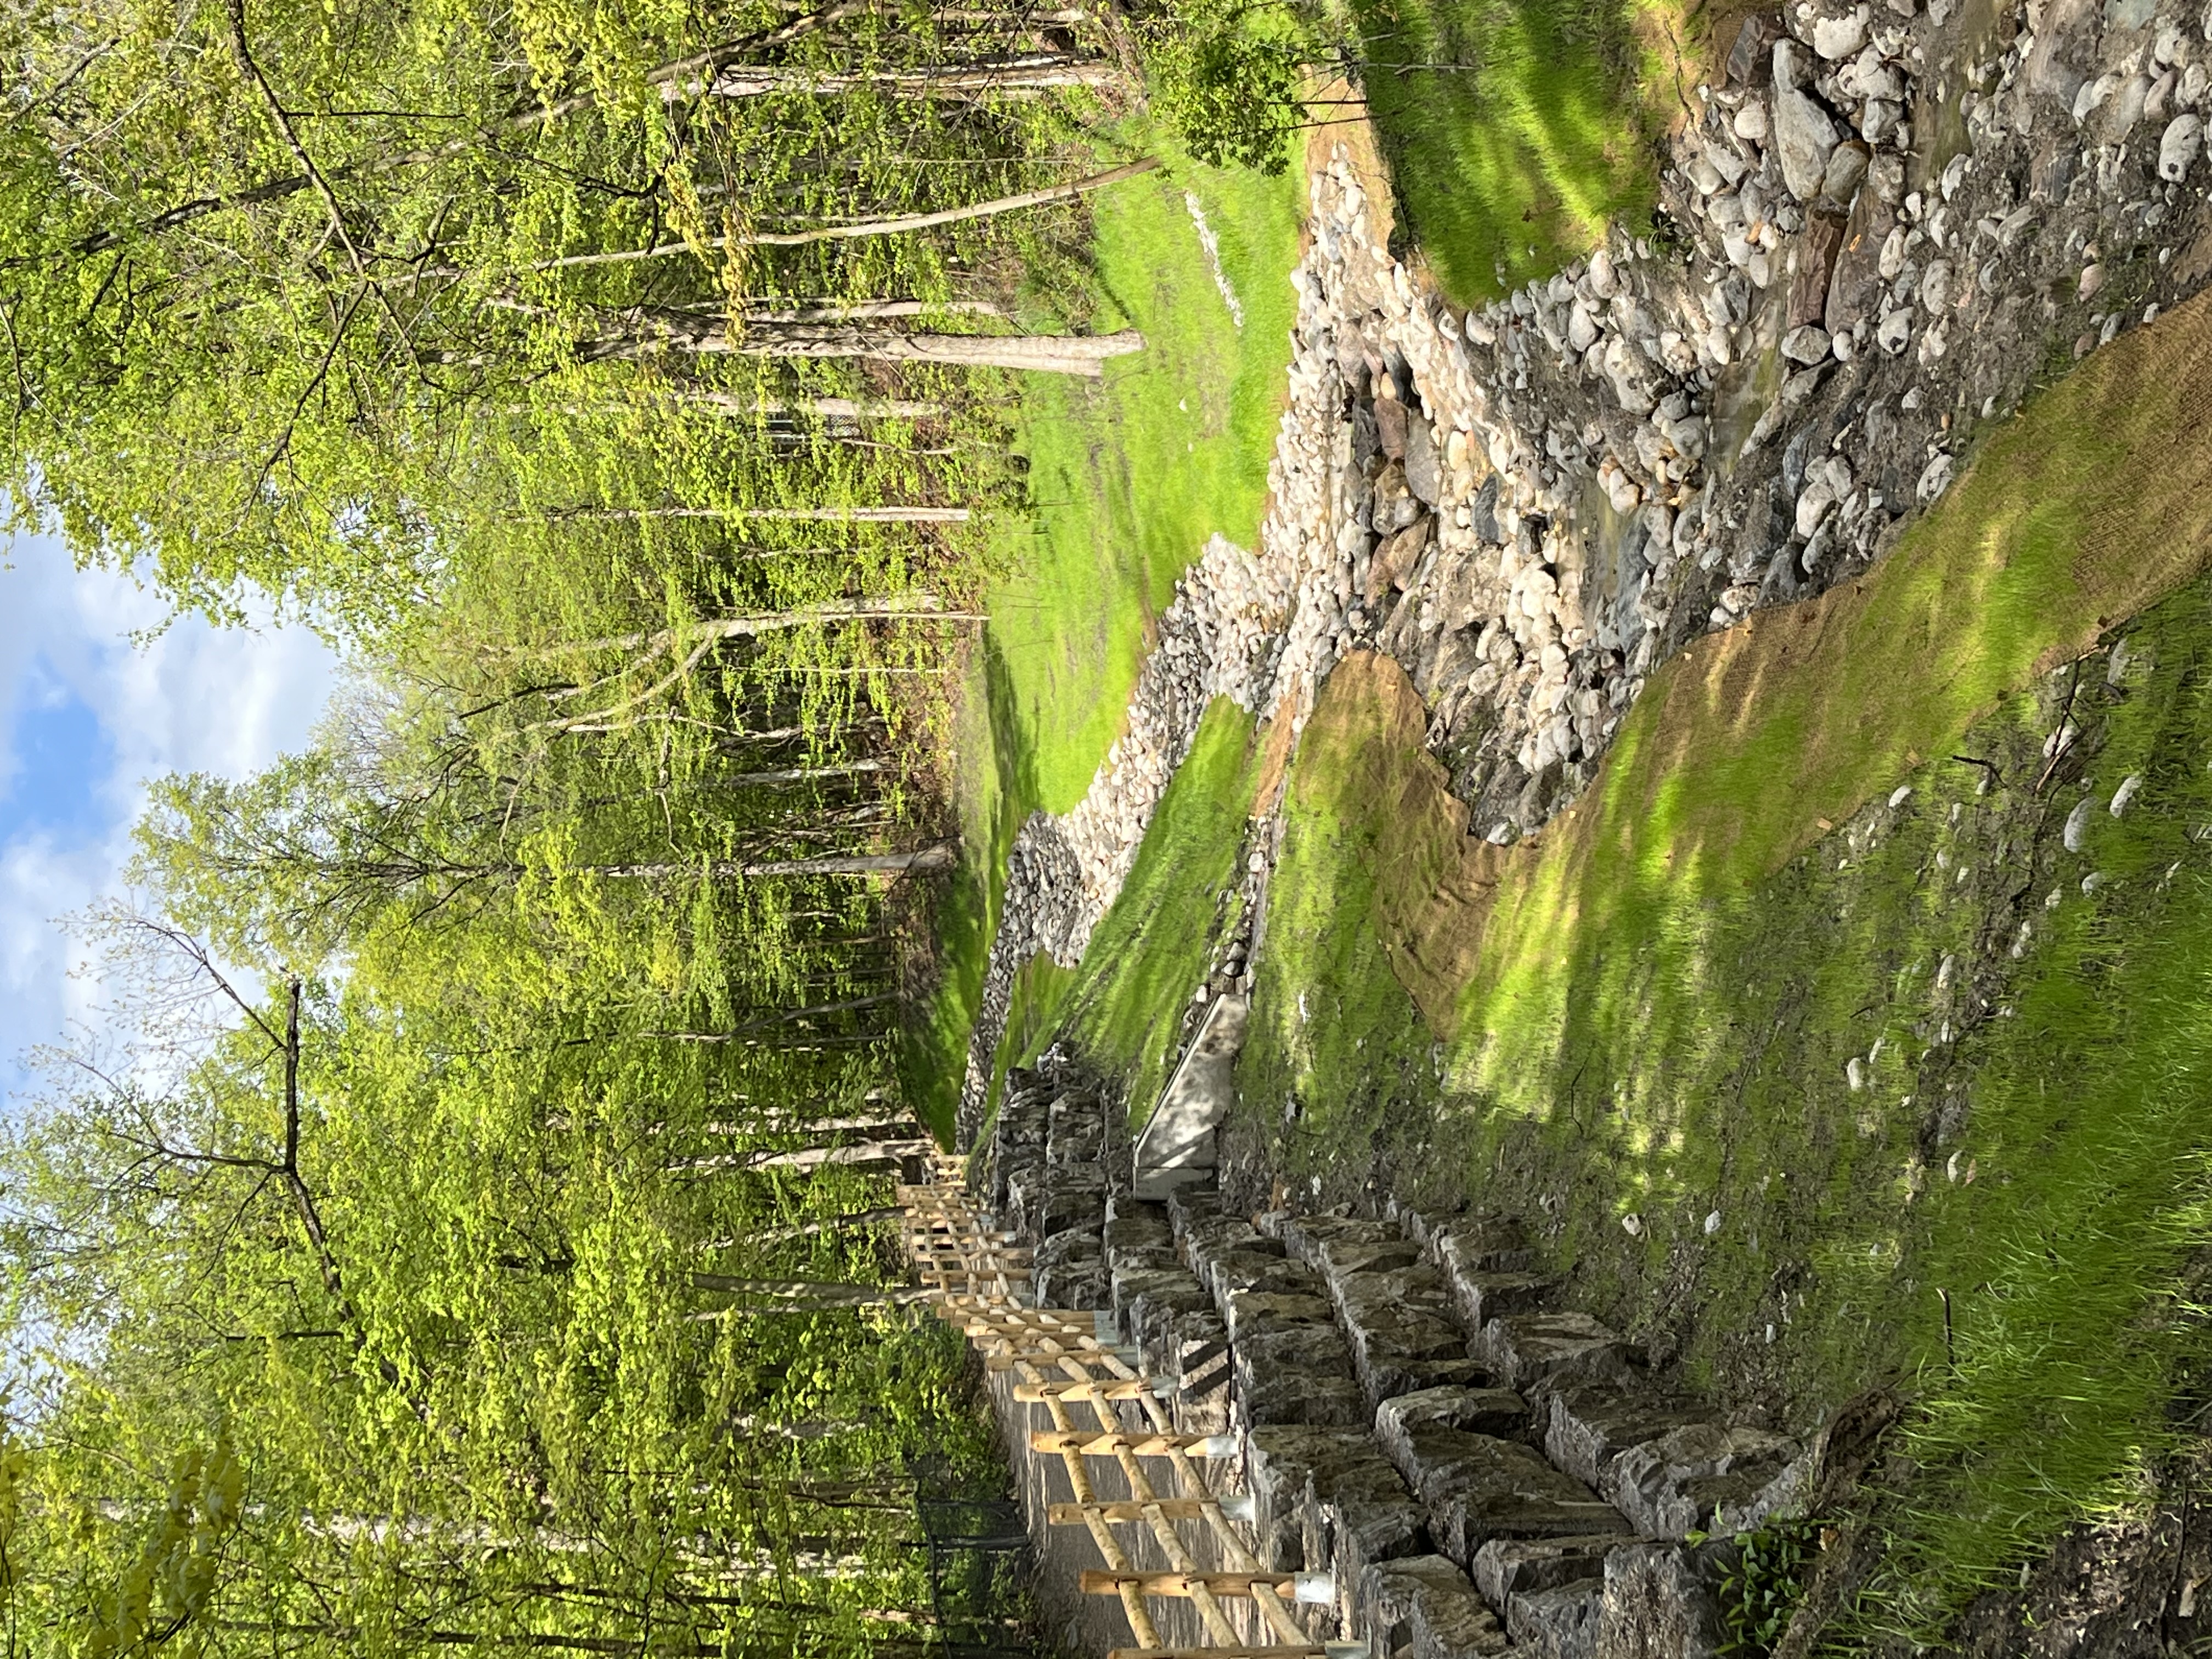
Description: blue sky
xmin=0 ymin=532 xmax=340 ymax=1105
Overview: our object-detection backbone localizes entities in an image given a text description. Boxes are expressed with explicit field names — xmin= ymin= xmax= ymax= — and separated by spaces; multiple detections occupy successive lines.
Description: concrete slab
xmin=1134 ymin=992 xmax=1248 ymax=1198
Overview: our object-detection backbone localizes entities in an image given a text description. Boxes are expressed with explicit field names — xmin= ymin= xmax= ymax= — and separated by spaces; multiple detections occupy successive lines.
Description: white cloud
xmin=0 ymin=532 xmax=341 ymax=1105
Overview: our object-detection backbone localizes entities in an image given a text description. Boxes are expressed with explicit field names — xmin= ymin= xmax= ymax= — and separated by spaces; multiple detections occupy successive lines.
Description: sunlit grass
xmin=901 ymin=123 xmax=1303 ymax=1137
xmin=1043 ymin=698 xmax=1262 ymax=1124
xmin=1348 ymin=0 xmax=1677 ymax=302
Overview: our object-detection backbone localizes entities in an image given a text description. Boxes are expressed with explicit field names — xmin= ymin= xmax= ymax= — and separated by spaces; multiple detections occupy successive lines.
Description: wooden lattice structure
xmin=898 ymin=1167 xmax=1357 ymax=1659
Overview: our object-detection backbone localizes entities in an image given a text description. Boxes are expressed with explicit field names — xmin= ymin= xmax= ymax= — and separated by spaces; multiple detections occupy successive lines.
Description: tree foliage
xmin=0 ymin=0 xmax=1121 ymax=1650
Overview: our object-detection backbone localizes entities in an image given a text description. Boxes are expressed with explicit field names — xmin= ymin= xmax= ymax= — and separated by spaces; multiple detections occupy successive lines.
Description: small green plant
xmin=1708 ymin=1519 xmax=1821 ymax=1657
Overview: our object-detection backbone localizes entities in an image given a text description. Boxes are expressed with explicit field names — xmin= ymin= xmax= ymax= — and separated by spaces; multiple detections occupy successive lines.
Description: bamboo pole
xmin=1080 ymin=1571 xmax=1297 ymax=1600
xmin=1047 ymin=1499 xmax=1256 ymax=1524
xmin=1029 ymin=1430 xmax=1239 ymax=1457
xmin=1014 ymin=1378 xmax=1171 ymax=1402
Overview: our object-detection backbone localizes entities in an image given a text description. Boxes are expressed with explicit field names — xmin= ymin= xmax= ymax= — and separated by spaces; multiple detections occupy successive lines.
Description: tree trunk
xmin=553 ymin=594 xmax=976 ymax=654
xmin=723 ymin=326 xmax=1144 ymax=377
xmin=646 ymin=991 xmax=900 ymax=1041
xmin=589 ymin=843 xmax=954 ymax=879
xmin=697 ymin=759 xmax=889 ymax=787
xmin=539 ymin=504 xmax=973 ymax=523
xmin=669 ymin=1137 xmax=933 ymax=1174
xmin=515 ymin=159 xmax=1157 ymax=266
xmin=710 ymin=53 xmax=1121 ymax=97
xmin=664 ymin=393 xmax=943 ymax=420
xmin=589 ymin=319 xmax=1144 ymax=377
xmin=740 ymin=1205 xmax=907 ymax=1244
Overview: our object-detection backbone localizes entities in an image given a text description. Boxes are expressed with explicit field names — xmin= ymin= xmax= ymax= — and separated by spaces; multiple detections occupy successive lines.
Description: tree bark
xmin=515 ymin=159 xmax=1156 ymax=266
xmin=710 ymin=53 xmax=1121 ymax=97
xmin=588 ymin=319 xmax=1144 ymax=377
xmin=645 ymin=991 xmax=900 ymax=1041
xmin=538 ymin=504 xmax=974 ymax=523
xmin=549 ymin=595 xmax=976 ymax=654
xmin=741 ymin=1205 xmax=907 ymax=1244
xmin=589 ymin=843 xmax=955 ymax=879
xmin=697 ymin=759 xmax=889 ymax=787
xmin=669 ymin=1137 xmax=933 ymax=1174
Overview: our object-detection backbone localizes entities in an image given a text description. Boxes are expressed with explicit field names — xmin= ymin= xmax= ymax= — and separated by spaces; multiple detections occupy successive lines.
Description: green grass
xmin=1041 ymin=698 xmax=1262 ymax=1121
xmin=899 ymin=126 xmax=1304 ymax=1138
xmin=1347 ymin=0 xmax=1677 ymax=303
xmin=1239 ymin=290 xmax=2212 ymax=1632
xmin=986 ymin=128 xmax=1303 ymax=816
xmin=1239 ymin=681 xmax=1440 ymax=1185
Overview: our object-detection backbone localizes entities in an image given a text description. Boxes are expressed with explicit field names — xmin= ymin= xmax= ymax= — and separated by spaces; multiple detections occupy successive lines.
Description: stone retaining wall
xmin=977 ymin=1064 xmax=1844 ymax=1659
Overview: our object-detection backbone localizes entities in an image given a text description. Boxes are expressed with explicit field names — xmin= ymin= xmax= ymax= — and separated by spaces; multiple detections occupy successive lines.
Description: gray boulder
xmin=1773 ymin=82 xmax=1843 ymax=200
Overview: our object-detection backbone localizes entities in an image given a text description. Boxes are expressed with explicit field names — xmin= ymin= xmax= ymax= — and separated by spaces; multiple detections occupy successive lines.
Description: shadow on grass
xmin=1351 ymin=0 xmax=1672 ymax=302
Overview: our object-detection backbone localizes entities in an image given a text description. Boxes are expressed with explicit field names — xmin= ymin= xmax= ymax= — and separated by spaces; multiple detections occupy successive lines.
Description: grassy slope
xmin=1041 ymin=698 xmax=1261 ymax=1121
xmin=1345 ymin=0 xmax=1685 ymax=303
xmin=1239 ymin=290 xmax=2212 ymax=1626
xmin=901 ymin=133 xmax=1303 ymax=1139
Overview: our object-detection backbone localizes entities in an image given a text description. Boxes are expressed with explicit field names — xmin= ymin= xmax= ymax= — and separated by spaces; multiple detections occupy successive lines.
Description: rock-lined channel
xmin=958 ymin=0 xmax=2212 ymax=1150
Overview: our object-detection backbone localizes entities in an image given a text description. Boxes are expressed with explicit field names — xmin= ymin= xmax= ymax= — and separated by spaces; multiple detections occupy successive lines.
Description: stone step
xmin=1502 ymin=1577 xmax=1604 ymax=1659
xmin=1357 ymin=1555 xmax=1511 ymax=1659
xmin=1169 ymin=1198 xmax=1434 ymax=1644
xmin=1539 ymin=1383 xmax=1717 ymax=1492
xmin=1112 ymin=1266 xmax=1216 ymax=1357
xmin=1333 ymin=1271 xmax=1486 ymax=1408
xmin=1390 ymin=1430 xmax=1628 ymax=1569
xmin=1047 ymin=1088 xmax=1105 ymax=1166
xmin=1212 ymin=1251 xmax=1324 ymax=1307
xmin=1476 ymin=1311 xmax=1641 ymax=1393
xmin=1246 ymin=1425 xmax=1414 ymax=1571
xmin=1103 ymin=1196 xmax=1178 ymax=1273
xmin=1594 ymin=1539 xmax=1730 ymax=1658
xmin=1035 ymin=1226 xmax=1109 ymax=1311
xmin=1468 ymin=1535 xmax=1627 ymax=1609
xmin=1273 ymin=1211 xmax=1405 ymax=1262
xmin=1154 ymin=1197 xmax=1770 ymax=1654
xmin=1270 ymin=1209 xmax=1486 ymax=1409
xmin=1445 ymin=1269 xmax=1557 ymax=1333
xmin=1165 ymin=1182 xmax=1228 ymax=1237
xmin=1164 ymin=1193 xmax=1372 ymax=1431
xmin=1223 ymin=1283 xmax=1338 ymax=1338
xmin=1323 ymin=1239 xmax=1428 ymax=1280
xmin=1389 ymin=1211 xmax=1549 ymax=1375
xmin=1010 ymin=1159 xmax=1107 ymax=1246
xmin=1376 ymin=1385 xmax=1534 ymax=1477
